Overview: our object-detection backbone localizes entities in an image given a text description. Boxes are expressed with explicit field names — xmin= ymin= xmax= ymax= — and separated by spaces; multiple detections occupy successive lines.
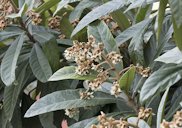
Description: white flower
xmin=65 ymin=108 xmax=79 ymax=118
xmin=110 ymin=81 xmax=121 ymax=97
xmin=107 ymin=51 xmax=123 ymax=64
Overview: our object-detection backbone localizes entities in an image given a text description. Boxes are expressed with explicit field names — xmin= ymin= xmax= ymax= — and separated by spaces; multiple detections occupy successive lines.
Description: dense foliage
xmin=0 ymin=0 xmax=182 ymax=128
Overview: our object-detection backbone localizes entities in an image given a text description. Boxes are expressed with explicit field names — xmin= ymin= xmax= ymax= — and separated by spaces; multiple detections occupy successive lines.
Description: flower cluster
xmin=100 ymin=15 xmax=113 ymax=24
xmin=0 ymin=0 xmax=14 ymax=30
xmin=138 ymin=107 xmax=152 ymax=119
xmin=0 ymin=16 xmax=7 ymax=30
xmin=79 ymin=90 xmax=94 ymax=100
xmin=110 ymin=81 xmax=122 ymax=97
xmin=48 ymin=16 xmax=61 ymax=29
xmin=136 ymin=65 xmax=151 ymax=77
xmin=161 ymin=110 xmax=182 ymax=128
xmin=0 ymin=0 xmax=14 ymax=15
xmin=59 ymin=34 xmax=66 ymax=39
xmin=65 ymin=108 xmax=79 ymax=118
xmin=111 ymin=22 xmax=120 ymax=33
xmin=27 ymin=11 xmax=42 ymax=25
xmin=88 ymin=71 xmax=109 ymax=91
xmin=91 ymin=111 xmax=129 ymax=128
xmin=64 ymin=36 xmax=123 ymax=97
xmin=71 ymin=18 xmax=79 ymax=27
xmin=107 ymin=51 xmax=123 ymax=64
xmin=64 ymin=36 xmax=104 ymax=75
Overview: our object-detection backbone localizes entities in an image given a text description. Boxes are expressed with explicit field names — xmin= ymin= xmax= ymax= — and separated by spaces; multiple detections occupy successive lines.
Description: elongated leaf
xmin=0 ymin=28 xmax=23 ymax=42
xmin=33 ymin=31 xmax=55 ymax=44
xmin=69 ymin=0 xmax=100 ymax=22
xmin=125 ymin=0 xmax=157 ymax=12
xmin=116 ymin=19 xmax=151 ymax=64
xmin=88 ymin=21 xmax=119 ymax=52
xmin=35 ymin=0 xmax=60 ymax=13
xmin=115 ymin=19 xmax=151 ymax=46
xmin=29 ymin=44 xmax=52 ymax=83
xmin=3 ymin=63 xmax=30 ymax=121
xmin=33 ymin=32 xmax=60 ymax=71
xmin=71 ymin=0 xmax=128 ymax=37
xmin=135 ymin=5 xmax=151 ymax=23
xmin=119 ymin=66 xmax=136 ymax=93
xmin=153 ymin=25 xmax=174 ymax=61
xmin=39 ymin=112 xmax=56 ymax=128
xmin=54 ymin=0 xmax=80 ymax=16
xmin=59 ymin=17 xmax=74 ymax=38
xmin=168 ymin=0 xmax=182 ymax=28
xmin=157 ymin=0 xmax=168 ymax=40
xmin=172 ymin=18 xmax=182 ymax=51
xmin=155 ymin=47 xmax=182 ymax=64
xmin=49 ymin=66 xmax=96 ymax=81
xmin=24 ymin=89 xmax=119 ymax=117
xmin=111 ymin=10 xmax=130 ymax=30
xmin=157 ymin=88 xmax=169 ymax=128
xmin=127 ymin=117 xmax=150 ymax=128
xmin=6 ymin=4 xmax=28 ymax=18
xmin=1 ymin=34 xmax=24 ymax=86
xmin=140 ymin=63 xmax=182 ymax=104
xmin=165 ymin=86 xmax=182 ymax=120
xmin=41 ymin=40 xmax=60 ymax=72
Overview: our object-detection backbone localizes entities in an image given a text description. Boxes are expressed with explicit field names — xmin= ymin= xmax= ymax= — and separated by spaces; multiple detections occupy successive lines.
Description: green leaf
xmin=157 ymin=88 xmax=169 ymax=128
xmin=59 ymin=17 xmax=74 ymax=38
xmin=54 ymin=0 xmax=80 ymax=16
xmin=41 ymin=40 xmax=60 ymax=72
xmin=29 ymin=44 xmax=52 ymax=83
xmin=111 ymin=10 xmax=130 ymax=30
xmin=116 ymin=19 xmax=152 ymax=64
xmin=172 ymin=18 xmax=182 ymax=51
xmin=1 ymin=34 xmax=24 ymax=86
xmin=168 ymin=0 xmax=182 ymax=28
xmin=153 ymin=25 xmax=174 ymax=61
xmin=33 ymin=32 xmax=60 ymax=71
xmin=6 ymin=4 xmax=28 ymax=18
xmin=155 ymin=47 xmax=182 ymax=64
xmin=48 ymin=66 xmax=96 ymax=81
xmin=135 ymin=5 xmax=151 ymax=23
xmin=71 ymin=0 xmax=128 ymax=37
xmin=56 ymin=39 xmax=73 ymax=46
xmin=140 ymin=63 xmax=182 ymax=104
xmin=24 ymin=89 xmax=118 ymax=117
xmin=119 ymin=66 xmax=136 ymax=93
xmin=69 ymin=0 xmax=101 ymax=22
xmin=33 ymin=31 xmax=55 ymax=43
xmin=165 ymin=86 xmax=182 ymax=120
xmin=88 ymin=21 xmax=119 ymax=53
xmin=115 ymin=19 xmax=151 ymax=46
xmin=3 ymin=63 xmax=30 ymax=121
xmin=0 ymin=28 xmax=24 ymax=42
xmin=157 ymin=0 xmax=168 ymax=40
xmin=125 ymin=0 xmax=156 ymax=12
xmin=127 ymin=117 xmax=150 ymax=128
xmin=34 ymin=0 xmax=60 ymax=13
xmin=39 ymin=112 xmax=56 ymax=128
